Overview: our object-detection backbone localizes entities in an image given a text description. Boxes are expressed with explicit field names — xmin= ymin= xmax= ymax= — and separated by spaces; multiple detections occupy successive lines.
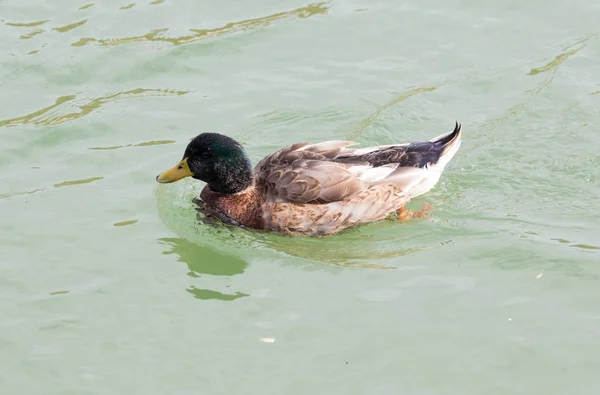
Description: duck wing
xmin=255 ymin=140 xmax=373 ymax=204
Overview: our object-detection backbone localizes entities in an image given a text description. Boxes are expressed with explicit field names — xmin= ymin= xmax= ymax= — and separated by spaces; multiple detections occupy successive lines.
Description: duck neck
xmin=200 ymin=184 xmax=260 ymax=225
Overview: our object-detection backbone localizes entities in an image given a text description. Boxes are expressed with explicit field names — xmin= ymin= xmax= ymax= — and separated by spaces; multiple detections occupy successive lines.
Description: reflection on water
xmin=193 ymin=199 xmax=446 ymax=268
xmin=160 ymin=237 xmax=249 ymax=301
xmin=53 ymin=176 xmax=103 ymax=188
xmin=53 ymin=19 xmax=87 ymax=33
xmin=261 ymin=227 xmax=449 ymax=269
xmin=20 ymin=29 xmax=44 ymax=40
xmin=0 ymin=88 xmax=188 ymax=128
xmin=71 ymin=2 xmax=330 ymax=47
xmin=197 ymin=201 xmax=448 ymax=269
xmin=89 ymin=140 xmax=176 ymax=150
xmin=2 ymin=176 xmax=106 ymax=200
xmin=134 ymin=140 xmax=176 ymax=147
xmin=525 ymin=37 xmax=595 ymax=98
xmin=528 ymin=45 xmax=584 ymax=76
xmin=550 ymin=238 xmax=600 ymax=251
xmin=113 ymin=220 xmax=138 ymax=227
xmin=518 ymin=227 xmax=600 ymax=253
xmin=0 ymin=188 xmax=45 ymax=200
xmin=571 ymin=244 xmax=600 ymax=251
xmin=4 ymin=20 xmax=49 ymax=27
xmin=157 ymin=177 xmax=449 ymax=270
xmin=161 ymin=237 xmax=248 ymax=276
xmin=186 ymin=287 xmax=248 ymax=301
xmin=526 ymin=42 xmax=585 ymax=96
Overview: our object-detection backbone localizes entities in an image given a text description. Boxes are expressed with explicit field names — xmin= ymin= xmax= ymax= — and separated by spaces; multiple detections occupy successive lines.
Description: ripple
xmin=88 ymin=139 xmax=176 ymax=150
xmin=528 ymin=46 xmax=584 ymax=76
xmin=71 ymin=2 xmax=330 ymax=47
xmin=49 ymin=290 xmax=69 ymax=296
xmin=53 ymin=19 xmax=88 ymax=33
xmin=4 ymin=20 xmax=49 ymax=27
xmin=345 ymin=86 xmax=438 ymax=140
xmin=113 ymin=220 xmax=138 ymax=227
xmin=0 ymin=188 xmax=46 ymax=200
xmin=526 ymin=74 xmax=555 ymax=95
xmin=20 ymin=29 xmax=44 ymax=40
xmin=549 ymin=238 xmax=599 ymax=252
xmin=134 ymin=140 xmax=176 ymax=147
xmin=120 ymin=3 xmax=136 ymax=10
xmin=570 ymin=244 xmax=600 ymax=251
xmin=88 ymin=145 xmax=125 ymax=151
xmin=0 ymin=88 xmax=188 ymax=128
xmin=53 ymin=176 xmax=103 ymax=188
xmin=263 ymin=234 xmax=448 ymax=269
xmin=259 ymin=107 xmax=355 ymax=127
xmin=78 ymin=3 xmax=95 ymax=10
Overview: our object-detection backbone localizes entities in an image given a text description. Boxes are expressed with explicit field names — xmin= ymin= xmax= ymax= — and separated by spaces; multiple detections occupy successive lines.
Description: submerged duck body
xmin=157 ymin=123 xmax=462 ymax=236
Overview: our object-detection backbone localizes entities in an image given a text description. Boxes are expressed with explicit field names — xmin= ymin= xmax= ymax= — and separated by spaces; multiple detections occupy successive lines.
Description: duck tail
xmin=430 ymin=122 xmax=462 ymax=168
xmin=431 ymin=122 xmax=461 ymax=147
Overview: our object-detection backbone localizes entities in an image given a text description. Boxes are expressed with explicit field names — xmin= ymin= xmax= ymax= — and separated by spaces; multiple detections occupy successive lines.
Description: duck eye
xmin=177 ymin=165 xmax=183 ymax=170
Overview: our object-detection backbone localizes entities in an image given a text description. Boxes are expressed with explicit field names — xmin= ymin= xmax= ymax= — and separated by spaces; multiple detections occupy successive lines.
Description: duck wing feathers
xmin=254 ymin=122 xmax=461 ymax=205
xmin=254 ymin=141 xmax=370 ymax=204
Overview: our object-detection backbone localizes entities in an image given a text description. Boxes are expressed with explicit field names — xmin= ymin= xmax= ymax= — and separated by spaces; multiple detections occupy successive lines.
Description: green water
xmin=2 ymin=0 xmax=600 ymax=393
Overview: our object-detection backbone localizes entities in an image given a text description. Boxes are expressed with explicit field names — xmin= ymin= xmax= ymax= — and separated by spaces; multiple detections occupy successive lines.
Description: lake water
xmin=1 ymin=0 xmax=600 ymax=394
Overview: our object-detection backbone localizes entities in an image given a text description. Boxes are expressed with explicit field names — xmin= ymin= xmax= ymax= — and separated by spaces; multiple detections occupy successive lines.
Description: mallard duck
xmin=156 ymin=122 xmax=462 ymax=236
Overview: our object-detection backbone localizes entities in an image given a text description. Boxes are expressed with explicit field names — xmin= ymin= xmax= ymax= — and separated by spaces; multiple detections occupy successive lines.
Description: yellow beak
xmin=156 ymin=158 xmax=192 ymax=183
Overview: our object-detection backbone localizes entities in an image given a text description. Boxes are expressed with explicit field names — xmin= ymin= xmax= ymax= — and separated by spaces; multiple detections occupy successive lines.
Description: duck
xmin=156 ymin=122 xmax=462 ymax=236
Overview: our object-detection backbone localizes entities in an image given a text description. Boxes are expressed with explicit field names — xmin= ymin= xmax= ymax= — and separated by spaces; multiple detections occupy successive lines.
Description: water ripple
xmin=4 ymin=20 xmax=49 ymax=27
xmin=527 ymin=35 xmax=597 ymax=76
xmin=113 ymin=220 xmax=138 ymax=227
xmin=53 ymin=19 xmax=87 ymax=33
xmin=0 ymin=188 xmax=46 ymax=200
xmin=0 ymin=88 xmax=188 ymax=128
xmin=528 ymin=46 xmax=584 ymax=76
xmin=186 ymin=287 xmax=249 ymax=301
xmin=53 ymin=176 xmax=103 ymax=188
xmin=71 ymin=2 xmax=330 ymax=47
xmin=346 ymin=86 xmax=439 ymax=140
xmin=20 ymin=29 xmax=44 ymax=40
xmin=88 ymin=140 xmax=176 ymax=150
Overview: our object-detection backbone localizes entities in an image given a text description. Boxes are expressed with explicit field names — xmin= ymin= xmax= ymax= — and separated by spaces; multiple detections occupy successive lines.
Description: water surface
xmin=1 ymin=0 xmax=600 ymax=393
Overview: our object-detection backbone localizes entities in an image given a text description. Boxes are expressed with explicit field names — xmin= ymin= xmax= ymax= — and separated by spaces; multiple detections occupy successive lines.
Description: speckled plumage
xmin=186 ymin=123 xmax=462 ymax=236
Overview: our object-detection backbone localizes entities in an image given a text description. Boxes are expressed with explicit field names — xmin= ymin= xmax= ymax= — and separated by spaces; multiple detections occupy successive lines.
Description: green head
xmin=156 ymin=133 xmax=253 ymax=194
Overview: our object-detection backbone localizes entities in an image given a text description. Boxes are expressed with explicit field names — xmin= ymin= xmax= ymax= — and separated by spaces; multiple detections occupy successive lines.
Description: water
xmin=1 ymin=0 xmax=599 ymax=393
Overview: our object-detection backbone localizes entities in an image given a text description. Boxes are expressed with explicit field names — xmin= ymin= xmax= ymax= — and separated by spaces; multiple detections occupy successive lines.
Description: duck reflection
xmin=160 ymin=237 xmax=249 ymax=301
xmin=186 ymin=287 xmax=248 ymax=301
xmin=192 ymin=198 xmax=439 ymax=268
